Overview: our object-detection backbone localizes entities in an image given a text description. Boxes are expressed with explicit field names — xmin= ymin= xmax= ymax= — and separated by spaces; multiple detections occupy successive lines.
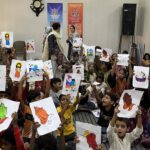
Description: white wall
xmin=1 ymin=0 xmax=148 ymax=60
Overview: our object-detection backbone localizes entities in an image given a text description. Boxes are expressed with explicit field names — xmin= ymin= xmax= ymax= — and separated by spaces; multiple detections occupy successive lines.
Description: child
xmin=57 ymin=94 xmax=80 ymax=150
xmin=107 ymin=107 xmax=143 ymax=150
xmin=50 ymin=77 xmax=62 ymax=107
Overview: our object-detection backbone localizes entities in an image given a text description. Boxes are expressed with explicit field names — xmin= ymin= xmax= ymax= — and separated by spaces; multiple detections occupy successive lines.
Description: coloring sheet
xmin=62 ymin=73 xmax=81 ymax=95
xmin=117 ymin=54 xmax=129 ymax=66
xmin=0 ymin=98 xmax=20 ymax=132
xmin=100 ymin=48 xmax=112 ymax=62
xmin=118 ymin=89 xmax=144 ymax=118
xmin=133 ymin=66 xmax=149 ymax=89
xmin=1 ymin=32 xmax=13 ymax=48
xmin=0 ymin=65 xmax=6 ymax=91
xmin=73 ymin=37 xmax=82 ymax=48
xmin=73 ymin=64 xmax=84 ymax=80
xmin=26 ymin=60 xmax=43 ymax=82
xmin=26 ymin=40 xmax=35 ymax=53
xmin=43 ymin=60 xmax=54 ymax=79
xmin=30 ymin=97 xmax=61 ymax=136
xmin=85 ymin=46 xmax=95 ymax=62
xmin=9 ymin=59 xmax=26 ymax=81
xmin=76 ymin=121 xmax=101 ymax=150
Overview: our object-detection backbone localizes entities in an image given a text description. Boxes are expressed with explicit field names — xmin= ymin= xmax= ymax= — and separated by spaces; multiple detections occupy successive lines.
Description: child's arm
xmin=43 ymin=71 xmax=50 ymax=98
xmin=73 ymin=93 xmax=80 ymax=107
xmin=92 ymin=85 xmax=102 ymax=104
xmin=126 ymin=59 xmax=133 ymax=88
xmin=58 ymin=125 xmax=65 ymax=150
xmin=110 ymin=106 xmax=119 ymax=127
xmin=136 ymin=109 xmax=143 ymax=129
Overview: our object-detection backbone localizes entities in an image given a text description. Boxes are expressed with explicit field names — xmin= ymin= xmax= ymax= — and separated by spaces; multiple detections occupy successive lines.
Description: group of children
xmin=0 ymin=42 xmax=150 ymax=150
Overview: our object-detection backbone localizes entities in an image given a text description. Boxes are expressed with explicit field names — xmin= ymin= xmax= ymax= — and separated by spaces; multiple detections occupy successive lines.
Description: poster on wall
xmin=133 ymin=66 xmax=149 ymax=89
xmin=9 ymin=59 xmax=26 ymax=81
xmin=118 ymin=89 xmax=144 ymax=118
xmin=1 ymin=32 xmax=13 ymax=48
xmin=0 ymin=98 xmax=20 ymax=132
xmin=47 ymin=3 xmax=63 ymax=32
xmin=0 ymin=65 xmax=6 ymax=91
xmin=30 ymin=97 xmax=61 ymax=136
xmin=26 ymin=40 xmax=35 ymax=53
xmin=68 ymin=3 xmax=83 ymax=38
xmin=76 ymin=121 xmax=101 ymax=150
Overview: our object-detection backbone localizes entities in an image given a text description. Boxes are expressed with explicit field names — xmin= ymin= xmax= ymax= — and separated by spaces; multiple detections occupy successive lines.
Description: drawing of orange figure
xmin=123 ymin=93 xmax=135 ymax=111
xmin=15 ymin=62 xmax=22 ymax=78
xmin=34 ymin=107 xmax=49 ymax=124
xmin=5 ymin=33 xmax=10 ymax=46
xmin=84 ymin=130 xmax=98 ymax=150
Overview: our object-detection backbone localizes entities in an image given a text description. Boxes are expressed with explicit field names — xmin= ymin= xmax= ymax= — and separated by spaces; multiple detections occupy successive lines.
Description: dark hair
xmin=122 ymin=50 xmax=128 ymax=54
xmin=105 ymin=91 xmax=118 ymax=103
xmin=143 ymin=53 xmax=150 ymax=60
xmin=50 ymin=78 xmax=61 ymax=87
xmin=96 ymin=72 xmax=104 ymax=82
xmin=115 ymin=117 xmax=129 ymax=127
xmin=73 ymin=51 xmax=79 ymax=57
xmin=59 ymin=94 xmax=66 ymax=101
xmin=38 ymin=134 xmax=58 ymax=150
xmin=52 ymin=23 xmax=60 ymax=30
xmin=26 ymin=90 xmax=40 ymax=103
xmin=95 ymin=46 xmax=102 ymax=50
xmin=70 ymin=24 xmax=75 ymax=30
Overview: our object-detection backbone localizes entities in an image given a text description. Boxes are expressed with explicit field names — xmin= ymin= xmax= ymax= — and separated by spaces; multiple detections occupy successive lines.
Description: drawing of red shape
xmin=0 ymin=117 xmax=8 ymax=124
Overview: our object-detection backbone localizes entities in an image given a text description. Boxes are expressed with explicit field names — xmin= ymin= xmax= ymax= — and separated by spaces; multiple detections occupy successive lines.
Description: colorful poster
xmin=68 ymin=3 xmax=83 ymax=37
xmin=43 ymin=60 xmax=54 ymax=79
xmin=47 ymin=3 xmax=63 ymax=31
xmin=0 ymin=65 xmax=6 ymax=91
xmin=117 ymin=54 xmax=129 ymax=66
xmin=118 ymin=89 xmax=144 ymax=118
xmin=62 ymin=73 xmax=81 ymax=96
xmin=73 ymin=64 xmax=84 ymax=80
xmin=76 ymin=121 xmax=101 ymax=150
xmin=0 ymin=98 xmax=20 ymax=132
xmin=100 ymin=48 xmax=112 ymax=62
xmin=133 ymin=66 xmax=149 ymax=89
xmin=85 ymin=46 xmax=95 ymax=63
xmin=30 ymin=97 xmax=61 ymax=136
xmin=26 ymin=40 xmax=35 ymax=53
xmin=26 ymin=60 xmax=43 ymax=82
xmin=9 ymin=59 xmax=26 ymax=81
xmin=1 ymin=32 xmax=13 ymax=48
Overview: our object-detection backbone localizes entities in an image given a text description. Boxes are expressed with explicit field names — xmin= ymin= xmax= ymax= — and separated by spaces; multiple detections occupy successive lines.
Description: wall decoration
xmin=9 ymin=59 xmax=26 ymax=81
xmin=26 ymin=40 xmax=35 ymax=53
xmin=0 ymin=65 xmax=6 ymax=91
xmin=68 ymin=3 xmax=83 ymax=37
xmin=1 ymin=32 xmax=13 ymax=48
xmin=118 ymin=89 xmax=144 ymax=118
xmin=73 ymin=64 xmax=84 ymax=80
xmin=26 ymin=60 xmax=43 ymax=82
xmin=30 ymin=97 xmax=61 ymax=135
xmin=76 ymin=121 xmax=101 ymax=150
xmin=0 ymin=98 xmax=20 ymax=132
xmin=117 ymin=54 xmax=129 ymax=66
xmin=133 ymin=66 xmax=149 ymax=89
xmin=43 ymin=60 xmax=54 ymax=79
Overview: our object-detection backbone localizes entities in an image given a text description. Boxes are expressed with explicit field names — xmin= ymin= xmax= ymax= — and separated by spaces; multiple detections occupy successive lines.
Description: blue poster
xmin=47 ymin=3 xmax=63 ymax=28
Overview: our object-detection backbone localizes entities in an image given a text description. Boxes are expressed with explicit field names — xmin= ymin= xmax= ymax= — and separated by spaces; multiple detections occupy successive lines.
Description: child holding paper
xmin=107 ymin=107 xmax=143 ymax=150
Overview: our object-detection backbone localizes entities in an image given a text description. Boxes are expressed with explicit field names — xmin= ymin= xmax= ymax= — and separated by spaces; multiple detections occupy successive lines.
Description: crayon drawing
xmin=76 ymin=121 xmax=101 ymax=150
xmin=65 ymin=75 xmax=76 ymax=92
xmin=85 ymin=46 xmax=95 ymax=62
xmin=133 ymin=66 xmax=149 ymax=89
xmin=73 ymin=38 xmax=82 ymax=50
xmin=117 ymin=54 xmax=129 ymax=66
xmin=1 ymin=32 xmax=13 ymax=48
xmin=0 ymin=65 xmax=6 ymax=91
xmin=118 ymin=89 xmax=144 ymax=118
xmin=0 ymin=103 xmax=8 ymax=124
xmin=26 ymin=40 xmax=35 ymax=53
xmin=73 ymin=64 xmax=84 ymax=80
xmin=100 ymin=48 xmax=112 ymax=62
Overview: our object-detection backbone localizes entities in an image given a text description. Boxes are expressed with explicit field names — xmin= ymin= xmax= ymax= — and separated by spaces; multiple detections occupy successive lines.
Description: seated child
xmin=107 ymin=107 xmax=143 ymax=150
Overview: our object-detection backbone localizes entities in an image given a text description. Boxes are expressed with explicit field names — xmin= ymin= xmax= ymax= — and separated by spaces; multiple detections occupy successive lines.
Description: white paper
xmin=1 ymin=32 xmax=13 ymax=48
xmin=26 ymin=40 xmax=35 ymax=53
xmin=85 ymin=46 xmax=95 ymax=62
xmin=62 ymin=73 xmax=81 ymax=96
xmin=0 ymin=98 xmax=20 ymax=132
xmin=100 ymin=48 xmax=112 ymax=62
xmin=73 ymin=38 xmax=83 ymax=48
xmin=91 ymin=109 xmax=100 ymax=118
xmin=0 ymin=65 xmax=6 ymax=91
xmin=26 ymin=60 xmax=43 ymax=82
xmin=117 ymin=54 xmax=129 ymax=66
xmin=76 ymin=121 xmax=101 ymax=150
xmin=73 ymin=64 xmax=84 ymax=80
xmin=118 ymin=89 xmax=144 ymax=118
xmin=133 ymin=66 xmax=149 ymax=89
xmin=9 ymin=59 xmax=26 ymax=81
xmin=30 ymin=97 xmax=61 ymax=136
xmin=43 ymin=60 xmax=54 ymax=79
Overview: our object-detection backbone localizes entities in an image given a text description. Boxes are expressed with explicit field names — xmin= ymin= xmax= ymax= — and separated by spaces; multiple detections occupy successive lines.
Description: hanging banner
xmin=47 ymin=3 xmax=63 ymax=30
xmin=68 ymin=3 xmax=83 ymax=37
